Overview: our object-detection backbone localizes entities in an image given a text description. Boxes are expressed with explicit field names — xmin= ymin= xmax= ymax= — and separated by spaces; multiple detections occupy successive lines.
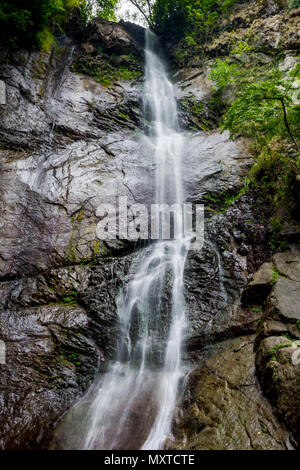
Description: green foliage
xmin=252 ymin=307 xmax=262 ymax=313
xmin=180 ymin=96 xmax=215 ymax=130
xmin=79 ymin=0 xmax=119 ymax=24
xmin=127 ymin=0 xmax=238 ymax=49
xmin=38 ymin=27 xmax=55 ymax=52
xmin=209 ymin=55 xmax=300 ymax=209
xmin=288 ymin=0 xmax=300 ymax=9
xmin=269 ymin=342 xmax=291 ymax=361
xmin=272 ymin=265 xmax=279 ymax=285
xmin=221 ymin=71 xmax=297 ymax=141
xmin=61 ymin=291 xmax=78 ymax=305
xmin=153 ymin=0 xmax=239 ymax=64
xmin=0 ymin=0 xmax=119 ymax=49
xmin=204 ymin=179 xmax=250 ymax=213
xmin=209 ymin=58 xmax=238 ymax=89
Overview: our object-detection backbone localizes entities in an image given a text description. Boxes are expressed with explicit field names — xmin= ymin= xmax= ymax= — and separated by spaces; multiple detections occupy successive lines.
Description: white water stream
xmin=55 ymin=30 xmax=189 ymax=450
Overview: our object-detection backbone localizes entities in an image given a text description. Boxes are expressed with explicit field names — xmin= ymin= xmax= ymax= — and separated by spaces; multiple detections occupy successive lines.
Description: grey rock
xmin=84 ymin=17 xmax=144 ymax=56
xmin=242 ymin=262 xmax=274 ymax=304
xmin=267 ymin=278 xmax=300 ymax=322
xmin=0 ymin=16 xmax=282 ymax=449
xmin=254 ymin=253 xmax=300 ymax=446
xmin=173 ymin=336 xmax=291 ymax=450
xmin=0 ymin=303 xmax=100 ymax=449
xmin=255 ymin=335 xmax=300 ymax=446
xmin=272 ymin=245 xmax=300 ymax=281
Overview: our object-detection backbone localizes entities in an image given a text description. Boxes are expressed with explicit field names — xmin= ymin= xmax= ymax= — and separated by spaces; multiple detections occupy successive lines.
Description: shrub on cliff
xmin=209 ymin=55 xmax=300 ymax=209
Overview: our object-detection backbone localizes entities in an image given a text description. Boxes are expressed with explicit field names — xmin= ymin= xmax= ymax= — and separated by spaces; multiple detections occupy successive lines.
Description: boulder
xmin=255 ymin=335 xmax=300 ymax=447
xmin=84 ymin=17 xmax=144 ymax=57
xmin=272 ymin=245 xmax=300 ymax=281
xmin=254 ymin=255 xmax=300 ymax=447
xmin=242 ymin=262 xmax=274 ymax=304
xmin=266 ymin=278 xmax=300 ymax=323
xmin=0 ymin=304 xmax=100 ymax=449
xmin=173 ymin=336 xmax=291 ymax=450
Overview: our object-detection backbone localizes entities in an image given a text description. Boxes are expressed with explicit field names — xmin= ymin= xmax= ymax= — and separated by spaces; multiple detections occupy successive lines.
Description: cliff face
xmin=171 ymin=0 xmax=300 ymax=449
xmin=0 ymin=7 xmax=299 ymax=450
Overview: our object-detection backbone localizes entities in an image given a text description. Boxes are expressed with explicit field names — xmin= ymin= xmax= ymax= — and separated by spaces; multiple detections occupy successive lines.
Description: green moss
xmin=119 ymin=112 xmax=130 ymax=120
xmin=76 ymin=208 xmax=84 ymax=223
xmin=204 ymin=179 xmax=250 ymax=213
xmin=252 ymin=307 xmax=262 ymax=313
xmin=180 ymin=96 xmax=214 ymax=131
xmin=37 ymin=27 xmax=54 ymax=53
xmin=272 ymin=265 xmax=279 ymax=285
xmin=269 ymin=342 xmax=291 ymax=361
xmin=93 ymin=240 xmax=100 ymax=257
xmin=72 ymin=53 xmax=143 ymax=87
xmin=60 ymin=291 xmax=78 ymax=306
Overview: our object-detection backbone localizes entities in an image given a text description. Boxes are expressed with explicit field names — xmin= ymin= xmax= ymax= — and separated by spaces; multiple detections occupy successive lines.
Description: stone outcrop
xmin=0 ymin=9 xmax=298 ymax=450
xmin=173 ymin=336 xmax=292 ymax=450
xmin=0 ymin=15 xmax=258 ymax=447
xmin=250 ymin=247 xmax=300 ymax=447
xmin=241 ymin=262 xmax=274 ymax=304
xmin=83 ymin=17 xmax=144 ymax=56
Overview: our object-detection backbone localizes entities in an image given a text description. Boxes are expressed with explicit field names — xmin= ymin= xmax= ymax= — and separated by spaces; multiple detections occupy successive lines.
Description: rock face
xmin=0 ymin=18 xmax=147 ymax=448
xmin=187 ymin=1 xmax=300 ymax=59
xmin=84 ymin=17 xmax=144 ymax=56
xmin=241 ymin=262 xmax=274 ymax=304
xmin=253 ymin=247 xmax=300 ymax=447
xmin=0 ymin=14 xmax=297 ymax=450
xmin=173 ymin=336 xmax=291 ymax=450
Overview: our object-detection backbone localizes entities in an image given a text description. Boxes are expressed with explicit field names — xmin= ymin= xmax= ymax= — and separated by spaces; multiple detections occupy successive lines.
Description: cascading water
xmin=53 ymin=30 xmax=189 ymax=450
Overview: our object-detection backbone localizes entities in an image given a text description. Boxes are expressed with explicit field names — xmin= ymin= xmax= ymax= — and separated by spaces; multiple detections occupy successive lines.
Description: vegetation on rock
xmin=208 ymin=46 xmax=300 ymax=213
xmin=72 ymin=52 xmax=143 ymax=86
xmin=0 ymin=0 xmax=118 ymax=49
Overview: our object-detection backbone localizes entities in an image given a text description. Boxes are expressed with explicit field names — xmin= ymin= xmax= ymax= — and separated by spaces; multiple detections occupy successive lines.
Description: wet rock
xmin=0 ymin=9 xmax=292 ymax=449
xmin=84 ymin=18 xmax=144 ymax=57
xmin=272 ymin=245 xmax=300 ymax=281
xmin=182 ymin=188 xmax=272 ymax=365
xmin=255 ymin=335 xmax=300 ymax=447
xmin=0 ymin=43 xmax=148 ymax=279
xmin=183 ymin=131 xmax=252 ymax=200
xmin=81 ymin=42 xmax=97 ymax=55
xmin=173 ymin=336 xmax=291 ymax=450
xmin=266 ymin=277 xmax=300 ymax=323
xmin=254 ymin=251 xmax=300 ymax=447
xmin=176 ymin=67 xmax=213 ymax=103
xmin=0 ymin=303 xmax=100 ymax=449
xmin=0 ymin=251 xmax=134 ymax=449
xmin=241 ymin=262 xmax=274 ymax=304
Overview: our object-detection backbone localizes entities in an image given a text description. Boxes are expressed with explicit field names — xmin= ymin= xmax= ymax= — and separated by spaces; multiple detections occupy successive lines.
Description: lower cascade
xmin=53 ymin=30 xmax=190 ymax=450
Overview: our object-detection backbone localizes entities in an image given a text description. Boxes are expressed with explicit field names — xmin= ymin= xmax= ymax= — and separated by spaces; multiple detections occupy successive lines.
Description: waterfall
xmin=53 ymin=29 xmax=189 ymax=450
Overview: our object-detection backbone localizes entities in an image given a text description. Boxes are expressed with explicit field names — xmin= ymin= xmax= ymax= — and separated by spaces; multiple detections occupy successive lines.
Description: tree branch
xmin=127 ymin=0 xmax=152 ymax=26
xmin=255 ymin=96 xmax=299 ymax=151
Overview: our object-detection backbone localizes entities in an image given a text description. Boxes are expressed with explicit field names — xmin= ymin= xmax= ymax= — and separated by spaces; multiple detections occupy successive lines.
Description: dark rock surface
xmin=173 ymin=336 xmax=292 ymax=450
xmin=0 ymin=253 xmax=133 ymax=449
xmin=253 ymin=247 xmax=300 ymax=446
xmin=0 ymin=13 xmax=296 ymax=450
xmin=83 ymin=17 xmax=144 ymax=56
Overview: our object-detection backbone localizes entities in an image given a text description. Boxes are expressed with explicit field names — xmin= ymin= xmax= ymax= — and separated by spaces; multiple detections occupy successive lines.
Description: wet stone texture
xmin=0 ymin=16 xmax=297 ymax=450
xmin=254 ymin=245 xmax=300 ymax=448
xmin=172 ymin=336 xmax=292 ymax=450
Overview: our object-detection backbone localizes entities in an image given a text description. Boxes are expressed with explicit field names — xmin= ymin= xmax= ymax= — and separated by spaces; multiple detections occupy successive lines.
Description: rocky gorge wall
xmin=0 ymin=5 xmax=299 ymax=450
